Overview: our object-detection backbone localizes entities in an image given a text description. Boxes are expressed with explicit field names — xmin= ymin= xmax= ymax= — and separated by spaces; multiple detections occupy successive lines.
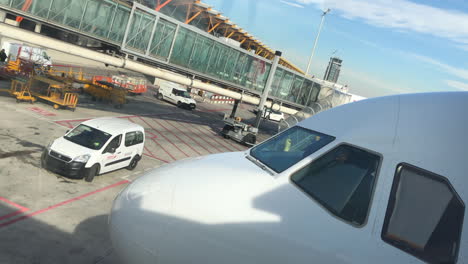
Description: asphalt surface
xmin=0 ymin=77 xmax=280 ymax=264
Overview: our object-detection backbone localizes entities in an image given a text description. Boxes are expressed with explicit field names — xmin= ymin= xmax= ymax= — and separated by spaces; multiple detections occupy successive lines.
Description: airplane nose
xmin=109 ymin=170 xmax=177 ymax=264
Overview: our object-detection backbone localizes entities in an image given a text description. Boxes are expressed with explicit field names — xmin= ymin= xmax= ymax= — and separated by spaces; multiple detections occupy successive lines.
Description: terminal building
xmin=323 ymin=57 xmax=342 ymax=83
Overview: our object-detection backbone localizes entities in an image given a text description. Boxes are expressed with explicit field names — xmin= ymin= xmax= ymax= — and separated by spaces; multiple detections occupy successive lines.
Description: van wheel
xmin=157 ymin=93 xmax=163 ymax=100
xmin=127 ymin=155 xmax=140 ymax=170
xmin=85 ymin=164 xmax=100 ymax=182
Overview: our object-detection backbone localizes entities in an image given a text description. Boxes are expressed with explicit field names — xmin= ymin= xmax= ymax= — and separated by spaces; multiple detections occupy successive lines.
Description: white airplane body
xmin=110 ymin=92 xmax=467 ymax=264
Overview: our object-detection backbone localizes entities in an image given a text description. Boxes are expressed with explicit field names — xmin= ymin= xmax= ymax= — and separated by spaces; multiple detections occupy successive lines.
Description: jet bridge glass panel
xmin=28 ymin=0 xmax=53 ymax=18
xmin=382 ymin=164 xmax=464 ymax=264
xmin=274 ymin=71 xmax=294 ymax=99
xmin=0 ymin=0 xmax=10 ymax=6
xmin=125 ymin=11 xmax=155 ymax=53
xmin=170 ymin=27 xmax=196 ymax=67
xmin=80 ymin=0 xmax=116 ymax=39
xmin=108 ymin=5 xmax=131 ymax=43
xmin=307 ymin=82 xmax=322 ymax=106
xmin=250 ymin=126 xmax=335 ymax=173
xmin=48 ymin=0 xmax=85 ymax=29
xmin=288 ymin=75 xmax=304 ymax=103
xmin=189 ymin=35 xmax=214 ymax=72
xmin=149 ymin=19 xmax=176 ymax=59
xmin=291 ymin=144 xmax=381 ymax=226
xmin=10 ymin=0 xmax=26 ymax=10
xmin=244 ymin=57 xmax=271 ymax=92
xmin=270 ymin=68 xmax=284 ymax=96
xmin=297 ymin=80 xmax=313 ymax=106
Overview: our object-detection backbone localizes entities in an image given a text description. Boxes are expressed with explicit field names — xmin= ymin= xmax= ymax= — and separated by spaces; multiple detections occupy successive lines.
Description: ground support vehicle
xmin=221 ymin=115 xmax=258 ymax=146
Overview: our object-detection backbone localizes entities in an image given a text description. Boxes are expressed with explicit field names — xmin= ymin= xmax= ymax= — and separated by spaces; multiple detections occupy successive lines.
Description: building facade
xmin=324 ymin=57 xmax=342 ymax=83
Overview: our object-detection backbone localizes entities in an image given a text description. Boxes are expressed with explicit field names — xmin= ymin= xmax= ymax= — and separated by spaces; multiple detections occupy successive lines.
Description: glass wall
xmin=297 ymin=80 xmax=313 ymax=106
xmin=29 ymin=0 xmax=53 ymax=18
xmin=81 ymin=0 xmax=116 ymax=39
xmin=108 ymin=5 xmax=131 ymax=42
xmin=48 ymin=0 xmax=85 ymax=29
xmin=0 ymin=0 xmax=325 ymax=107
xmin=148 ymin=19 xmax=176 ymax=59
xmin=125 ymin=12 xmax=155 ymax=52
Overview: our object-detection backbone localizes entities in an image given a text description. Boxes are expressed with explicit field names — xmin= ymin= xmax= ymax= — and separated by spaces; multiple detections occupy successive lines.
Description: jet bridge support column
xmin=0 ymin=11 xmax=6 ymax=22
xmin=254 ymin=50 xmax=282 ymax=128
xmin=34 ymin=23 xmax=42 ymax=33
xmin=230 ymin=100 xmax=240 ymax=118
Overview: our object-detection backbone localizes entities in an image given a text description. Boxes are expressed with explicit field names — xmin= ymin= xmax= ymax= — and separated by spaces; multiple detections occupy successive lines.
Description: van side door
xmin=169 ymin=88 xmax=178 ymax=103
xmin=100 ymin=134 xmax=129 ymax=173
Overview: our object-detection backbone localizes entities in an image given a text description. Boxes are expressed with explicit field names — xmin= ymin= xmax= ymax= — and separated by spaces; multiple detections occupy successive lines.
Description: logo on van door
xmin=107 ymin=155 xmax=117 ymax=160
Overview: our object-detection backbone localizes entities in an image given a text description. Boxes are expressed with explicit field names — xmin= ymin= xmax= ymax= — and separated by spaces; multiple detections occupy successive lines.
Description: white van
xmin=155 ymin=80 xmax=196 ymax=109
xmin=41 ymin=117 xmax=145 ymax=182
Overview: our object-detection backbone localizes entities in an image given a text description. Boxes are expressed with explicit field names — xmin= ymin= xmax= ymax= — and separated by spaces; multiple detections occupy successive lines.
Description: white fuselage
xmin=109 ymin=92 xmax=468 ymax=264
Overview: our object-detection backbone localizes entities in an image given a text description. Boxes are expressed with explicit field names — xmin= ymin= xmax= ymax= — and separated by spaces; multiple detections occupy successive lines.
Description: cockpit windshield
xmin=249 ymin=126 xmax=335 ymax=173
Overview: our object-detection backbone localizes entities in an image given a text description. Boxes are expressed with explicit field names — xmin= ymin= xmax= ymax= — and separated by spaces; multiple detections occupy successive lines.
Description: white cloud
xmin=280 ymin=0 xmax=304 ymax=8
xmin=340 ymin=67 xmax=414 ymax=97
xmin=405 ymin=53 xmax=468 ymax=81
xmin=292 ymin=0 xmax=468 ymax=49
xmin=446 ymin=80 xmax=468 ymax=91
xmin=456 ymin=45 xmax=468 ymax=51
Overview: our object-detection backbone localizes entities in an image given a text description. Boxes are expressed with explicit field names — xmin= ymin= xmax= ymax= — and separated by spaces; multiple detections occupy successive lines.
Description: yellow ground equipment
xmin=83 ymin=81 xmax=127 ymax=108
xmin=10 ymin=78 xmax=36 ymax=103
xmin=30 ymin=76 xmax=78 ymax=111
xmin=48 ymin=67 xmax=126 ymax=108
xmin=0 ymin=58 xmax=35 ymax=79
xmin=48 ymin=66 xmax=86 ymax=83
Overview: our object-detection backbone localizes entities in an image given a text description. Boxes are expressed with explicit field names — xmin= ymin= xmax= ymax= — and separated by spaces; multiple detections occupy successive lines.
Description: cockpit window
xmin=291 ymin=144 xmax=381 ymax=226
xmin=382 ymin=164 xmax=464 ymax=263
xmin=250 ymin=126 xmax=335 ymax=173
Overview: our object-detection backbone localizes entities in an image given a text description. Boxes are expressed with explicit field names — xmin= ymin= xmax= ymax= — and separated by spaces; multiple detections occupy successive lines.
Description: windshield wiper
xmin=246 ymin=155 xmax=275 ymax=176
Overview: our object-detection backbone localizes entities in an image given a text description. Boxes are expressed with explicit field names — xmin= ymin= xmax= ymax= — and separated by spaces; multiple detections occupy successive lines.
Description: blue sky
xmin=202 ymin=0 xmax=468 ymax=97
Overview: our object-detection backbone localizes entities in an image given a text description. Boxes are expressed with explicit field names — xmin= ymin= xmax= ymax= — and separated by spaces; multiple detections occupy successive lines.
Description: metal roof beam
xmin=208 ymin=21 xmax=222 ymax=33
xmin=185 ymin=9 xmax=203 ymax=24
xmin=156 ymin=0 xmax=174 ymax=11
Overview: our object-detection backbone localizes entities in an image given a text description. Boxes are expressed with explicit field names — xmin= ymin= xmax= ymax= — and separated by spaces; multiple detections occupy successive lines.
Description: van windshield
xmin=64 ymin=124 xmax=112 ymax=150
xmin=249 ymin=127 xmax=335 ymax=173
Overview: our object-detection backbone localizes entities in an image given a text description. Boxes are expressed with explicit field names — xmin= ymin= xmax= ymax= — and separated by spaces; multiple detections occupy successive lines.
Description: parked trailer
xmin=9 ymin=78 xmax=36 ymax=103
xmin=30 ymin=76 xmax=78 ymax=111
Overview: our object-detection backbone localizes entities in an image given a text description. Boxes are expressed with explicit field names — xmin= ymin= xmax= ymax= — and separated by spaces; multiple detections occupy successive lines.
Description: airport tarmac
xmin=0 ymin=76 xmax=279 ymax=263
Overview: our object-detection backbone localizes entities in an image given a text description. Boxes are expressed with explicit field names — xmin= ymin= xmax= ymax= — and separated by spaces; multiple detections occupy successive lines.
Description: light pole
xmin=305 ymin=8 xmax=331 ymax=76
